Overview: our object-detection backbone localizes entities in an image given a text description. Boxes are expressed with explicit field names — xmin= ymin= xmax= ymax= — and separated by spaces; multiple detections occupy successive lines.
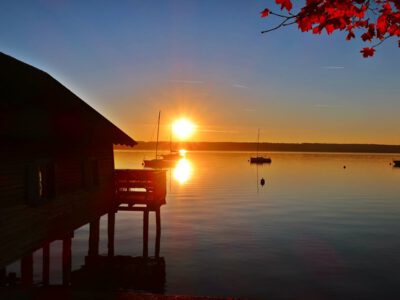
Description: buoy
xmin=343 ymin=165 xmax=346 ymax=169
xmin=260 ymin=178 xmax=265 ymax=186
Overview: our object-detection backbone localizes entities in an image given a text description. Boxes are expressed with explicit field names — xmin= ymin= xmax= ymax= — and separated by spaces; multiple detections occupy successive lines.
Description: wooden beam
xmin=118 ymin=206 xmax=157 ymax=212
xmin=143 ymin=208 xmax=149 ymax=258
xmin=62 ymin=236 xmax=72 ymax=286
xmin=155 ymin=208 xmax=161 ymax=258
xmin=21 ymin=254 xmax=33 ymax=288
xmin=42 ymin=242 xmax=50 ymax=285
xmin=0 ymin=267 xmax=6 ymax=286
xmin=88 ymin=218 xmax=100 ymax=257
xmin=108 ymin=211 xmax=115 ymax=257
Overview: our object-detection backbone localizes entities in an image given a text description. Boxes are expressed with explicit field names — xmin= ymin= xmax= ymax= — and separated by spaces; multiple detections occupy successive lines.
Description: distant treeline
xmin=114 ymin=141 xmax=400 ymax=154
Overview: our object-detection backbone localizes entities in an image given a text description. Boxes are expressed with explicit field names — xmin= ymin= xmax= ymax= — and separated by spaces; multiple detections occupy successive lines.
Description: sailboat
xmin=161 ymin=125 xmax=181 ymax=161
xmin=250 ymin=129 xmax=271 ymax=164
xmin=143 ymin=111 xmax=176 ymax=168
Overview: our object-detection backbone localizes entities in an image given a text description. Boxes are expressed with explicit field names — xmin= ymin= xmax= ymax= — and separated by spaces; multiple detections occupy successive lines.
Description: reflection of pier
xmin=73 ymin=256 xmax=165 ymax=292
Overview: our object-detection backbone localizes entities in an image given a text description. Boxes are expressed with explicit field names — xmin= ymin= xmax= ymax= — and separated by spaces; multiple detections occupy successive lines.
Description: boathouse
xmin=0 ymin=52 xmax=138 ymax=266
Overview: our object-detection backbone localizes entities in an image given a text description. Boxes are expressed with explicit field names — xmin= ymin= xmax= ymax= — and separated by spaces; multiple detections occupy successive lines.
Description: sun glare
xmin=172 ymin=118 xmax=196 ymax=140
xmin=173 ymin=158 xmax=192 ymax=184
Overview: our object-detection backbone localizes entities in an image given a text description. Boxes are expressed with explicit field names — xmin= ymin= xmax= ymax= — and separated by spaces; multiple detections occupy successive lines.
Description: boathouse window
xmin=38 ymin=163 xmax=55 ymax=199
xmin=27 ymin=161 xmax=55 ymax=205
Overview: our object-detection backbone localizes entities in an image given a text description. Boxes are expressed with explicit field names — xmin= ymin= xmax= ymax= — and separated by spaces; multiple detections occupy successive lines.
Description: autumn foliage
xmin=261 ymin=0 xmax=400 ymax=57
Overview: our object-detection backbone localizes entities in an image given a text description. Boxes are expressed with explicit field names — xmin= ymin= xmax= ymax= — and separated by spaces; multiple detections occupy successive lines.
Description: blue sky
xmin=1 ymin=0 xmax=400 ymax=143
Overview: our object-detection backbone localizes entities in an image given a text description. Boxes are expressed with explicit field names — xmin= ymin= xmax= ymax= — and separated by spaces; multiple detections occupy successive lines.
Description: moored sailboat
xmin=161 ymin=125 xmax=182 ymax=161
xmin=249 ymin=129 xmax=271 ymax=164
xmin=143 ymin=111 xmax=176 ymax=168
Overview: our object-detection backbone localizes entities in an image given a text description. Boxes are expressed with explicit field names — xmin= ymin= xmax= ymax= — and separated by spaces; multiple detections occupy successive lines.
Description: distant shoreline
xmin=114 ymin=142 xmax=400 ymax=154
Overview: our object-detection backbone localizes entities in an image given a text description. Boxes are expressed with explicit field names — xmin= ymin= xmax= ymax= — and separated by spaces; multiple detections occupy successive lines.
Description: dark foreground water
xmin=7 ymin=151 xmax=400 ymax=299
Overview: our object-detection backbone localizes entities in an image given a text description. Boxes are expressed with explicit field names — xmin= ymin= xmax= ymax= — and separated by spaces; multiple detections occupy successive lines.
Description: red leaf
xmin=325 ymin=24 xmax=335 ymax=35
xmin=261 ymin=8 xmax=270 ymax=18
xmin=346 ymin=30 xmax=355 ymax=40
xmin=275 ymin=0 xmax=293 ymax=11
xmin=360 ymin=47 xmax=375 ymax=58
xmin=361 ymin=32 xmax=372 ymax=41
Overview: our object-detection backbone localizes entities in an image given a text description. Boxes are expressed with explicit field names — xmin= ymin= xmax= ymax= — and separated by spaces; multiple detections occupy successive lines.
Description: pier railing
xmin=114 ymin=169 xmax=166 ymax=208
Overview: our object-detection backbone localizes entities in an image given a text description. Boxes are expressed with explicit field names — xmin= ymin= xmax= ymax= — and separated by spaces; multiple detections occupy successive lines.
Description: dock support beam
xmin=143 ymin=208 xmax=149 ymax=258
xmin=62 ymin=236 xmax=72 ymax=286
xmin=88 ymin=218 xmax=100 ymax=257
xmin=21 ymin=254 xmax=33 ymax=288
xmin=0 ymin=267 xmax=6 ymax=286
xmin=42 ymin=242 xmax=50 ymax=285
xmin=108 ymin=211 xmax=115 ymax=257
xmin=155 ymin=208 xmax=161 ymax=258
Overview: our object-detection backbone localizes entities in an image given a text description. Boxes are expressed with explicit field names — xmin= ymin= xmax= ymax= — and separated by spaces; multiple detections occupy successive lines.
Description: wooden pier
xmin=114 ymin=169 xmax=167 ymax=258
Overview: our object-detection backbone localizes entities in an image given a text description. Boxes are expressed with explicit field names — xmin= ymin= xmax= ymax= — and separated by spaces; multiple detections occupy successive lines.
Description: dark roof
xmin=0 ymin=52 xmax=136 ymax=147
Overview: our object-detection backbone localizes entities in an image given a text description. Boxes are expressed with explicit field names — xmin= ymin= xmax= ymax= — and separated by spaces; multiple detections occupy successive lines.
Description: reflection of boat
xmin=250 ymin=129 xmax=271 ymax=164
xmin=393 ymin=160 xmax=400 ymax=167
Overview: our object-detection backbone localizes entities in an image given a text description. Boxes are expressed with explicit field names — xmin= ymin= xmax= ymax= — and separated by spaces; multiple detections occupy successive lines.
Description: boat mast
xmin=155 ymin=110 xmax=161 ymax=159
xmin=169 ymin=124 xmax=172 ymax=153
xmin=256 ymin=128 xmax=260 ymax=157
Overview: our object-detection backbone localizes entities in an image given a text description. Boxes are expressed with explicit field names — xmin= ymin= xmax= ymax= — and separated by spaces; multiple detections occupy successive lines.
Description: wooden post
xmin=0 ymin=267 xmax=6 ymax=286
xmin=108 ymin=211 xmax=115 ymax=257
xmin=143 ymin=208 xmax=149 ymax=258
xmin=21 ymin=254 xmax=33 ymax=288
xmin=42 ymin=242 xmax=50 ymax=285
xmin=155 ymin=207 xmax=161 ymax=258
xmin=62 ymin=236 xmax=72 ymax=286
xmin=88 ymin=218 xmax=100 ymax=257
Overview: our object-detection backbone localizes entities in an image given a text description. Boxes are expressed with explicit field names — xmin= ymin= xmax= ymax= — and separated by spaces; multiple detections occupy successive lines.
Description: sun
xmin=172 ymin=118 xmax=196 ymax=140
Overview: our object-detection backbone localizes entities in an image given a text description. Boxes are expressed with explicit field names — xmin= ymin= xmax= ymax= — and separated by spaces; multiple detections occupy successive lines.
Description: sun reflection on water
xmin=179 ymin=149 xmax=187 ymax=157
xmin=173 ymin=158 xmax=192 ymax=184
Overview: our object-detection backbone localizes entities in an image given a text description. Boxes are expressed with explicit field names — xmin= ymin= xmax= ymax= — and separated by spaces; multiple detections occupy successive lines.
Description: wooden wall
xmin=0 ymin=141 xmax=116 ymax=267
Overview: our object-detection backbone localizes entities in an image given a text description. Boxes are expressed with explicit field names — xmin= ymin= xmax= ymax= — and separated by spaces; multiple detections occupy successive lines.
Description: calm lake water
xmin=8 ymin=151 xmax=400 ymax=299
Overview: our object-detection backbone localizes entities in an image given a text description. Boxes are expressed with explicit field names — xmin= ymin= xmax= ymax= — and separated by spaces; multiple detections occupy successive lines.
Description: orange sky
xmin=4 ymin=1 xmax=400 ymax=145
